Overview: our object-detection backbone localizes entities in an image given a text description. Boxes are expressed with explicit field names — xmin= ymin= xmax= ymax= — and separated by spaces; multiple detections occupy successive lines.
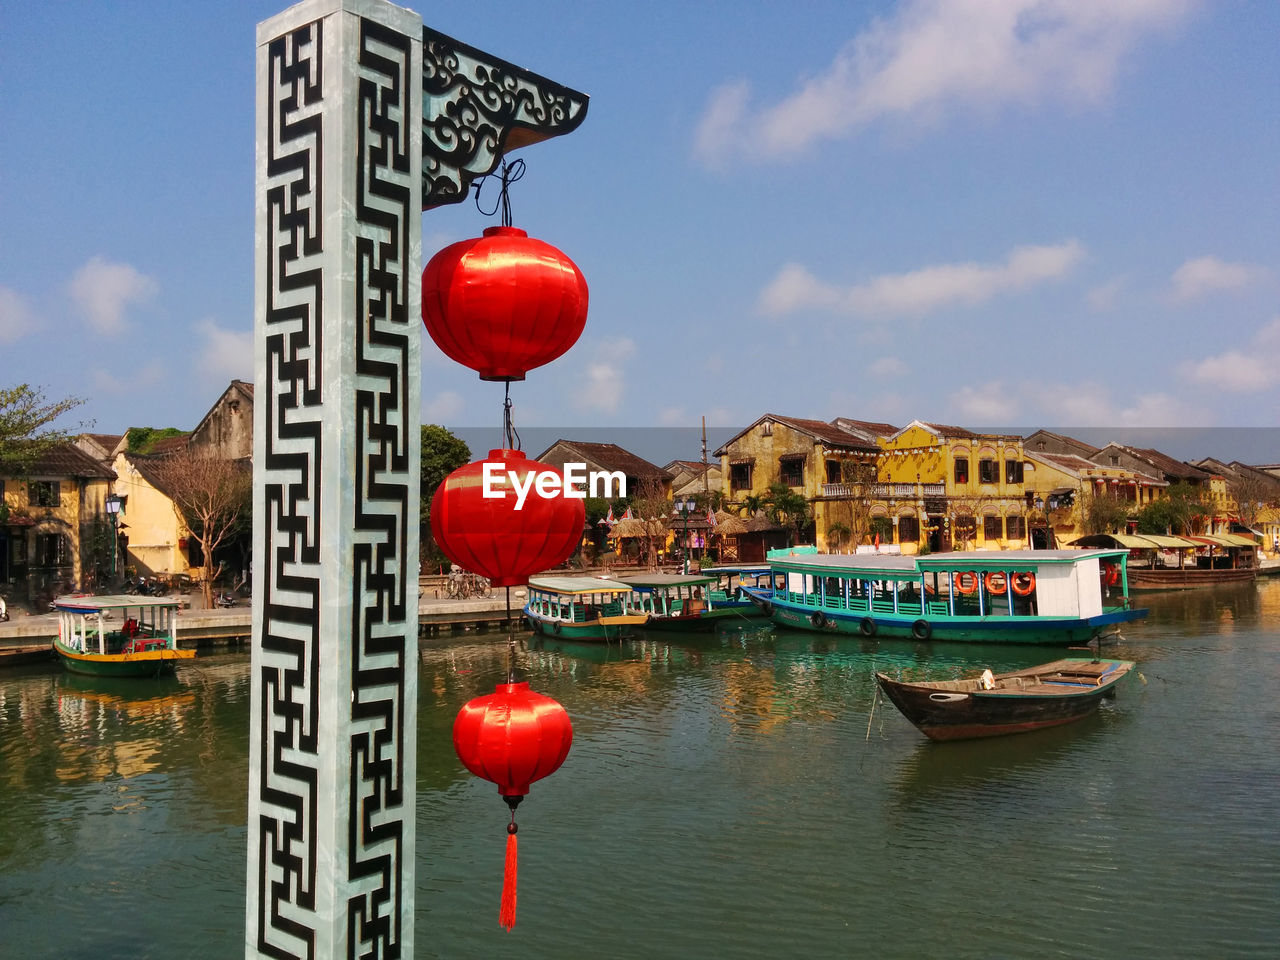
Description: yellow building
xmin=1023 ymin=451 xmax=1166 ymax=545
xmin=0 ymin=443 xmax=116 ymax=597
xmin=111 ymin=452 xmax=198 ymax=579
xmin=714 ymin=415 xmax=883 ymax=557
xmin=878 ymin=421 xmax=1029 ymax=552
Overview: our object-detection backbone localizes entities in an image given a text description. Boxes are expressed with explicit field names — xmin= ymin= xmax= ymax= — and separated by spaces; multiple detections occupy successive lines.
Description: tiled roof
xmin=14 ymin=442 xmax=116 ymax=480
xmin=832 ymin=418 xmax=899 ymax=440
xmin=538 ymin=441 xmax=671 ymax=480
xmin=1123 ymin=445 xmax=1211 ymax=480
xmin=767 ymin=415 xmax=879 ymax=451
xmin=920 ymin=422 xmax=978 ymax=439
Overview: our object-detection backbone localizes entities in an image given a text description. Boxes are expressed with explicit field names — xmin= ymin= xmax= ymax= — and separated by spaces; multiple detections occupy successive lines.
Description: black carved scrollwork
xmin=422 ymin=27 xmax=588 ymax=208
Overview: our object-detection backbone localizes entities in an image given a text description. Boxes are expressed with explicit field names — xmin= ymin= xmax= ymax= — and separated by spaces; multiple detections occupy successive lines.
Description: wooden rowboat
xmin=874 ymin=658 xmax=1135 ymax=741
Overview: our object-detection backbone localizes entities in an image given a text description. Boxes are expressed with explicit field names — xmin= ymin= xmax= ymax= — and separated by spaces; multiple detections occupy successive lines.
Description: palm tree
xmin=827 ymin=521 xmax=851 ymax=553
xmin=766 ymin=482 xmax=810 ymax=546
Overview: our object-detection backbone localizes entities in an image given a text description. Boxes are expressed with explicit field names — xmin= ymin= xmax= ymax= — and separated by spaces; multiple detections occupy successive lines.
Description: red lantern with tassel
xmin=430 ymin=448 xmax=585 ymax=587
xmin=454 ymin=681 xmax=573 ymax=930
xmin=422 ymin=225 xmax=589 ymax=381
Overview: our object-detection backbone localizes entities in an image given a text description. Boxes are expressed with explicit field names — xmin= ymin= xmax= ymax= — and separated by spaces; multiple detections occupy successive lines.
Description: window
xmin=983 ymin=515 xmax=1003 ymax=541
xmin=978 ymin=459 xmax=999 ymax=484
xmin=29 ymin=480 xmax=60 ymax=507
xmin=954 ymin=458 xmax=969 ymax=484
xmin=780 ymin=457 xmax=804 ymax=487
xmin=1005 ymin=459 xmax=1024 ymax=484
xmin=898 ymin=516 xmax=920 ymax=542
xmin=1006 ymin=516 xmax=1026 ymax=538
xmin=1110 ymin=455 xmax=1120 ymax=466
xmin=33 ymin=533 xmax=69 ymax=567
xmin=825 ymin=460 xmax=842 ymax=484
xmin=729 ymin=462 xmax=753 ymax=491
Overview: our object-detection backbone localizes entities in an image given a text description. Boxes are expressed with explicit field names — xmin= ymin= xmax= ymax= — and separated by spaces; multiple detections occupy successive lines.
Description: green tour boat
xmin=53 ymin=594 xmax=196 ymax=677
xmin=524 ymin=577 xmax=650 ymax=641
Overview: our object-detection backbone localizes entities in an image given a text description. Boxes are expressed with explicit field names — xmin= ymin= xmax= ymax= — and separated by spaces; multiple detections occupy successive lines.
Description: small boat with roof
xmin=615 ymin=572 xmax=759 ymax=631
xmin=52 ymin=594 xmax=195 ymax=677
xmin=524 ymin=576 xmax=649 ymax=641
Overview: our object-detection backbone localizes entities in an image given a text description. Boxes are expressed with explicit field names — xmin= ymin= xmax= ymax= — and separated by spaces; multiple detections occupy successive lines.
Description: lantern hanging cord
xmin=503 ymin=383 xmax=521 ymax=452
xmin=505 ymin=586 xmax=517 ymax=684
xmin=473 ymin=157 xmax=526 ymax=227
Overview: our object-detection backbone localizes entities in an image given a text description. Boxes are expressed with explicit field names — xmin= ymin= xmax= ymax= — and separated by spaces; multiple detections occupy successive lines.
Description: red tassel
xmin=499 ymin=824 xmax=518 ymax=930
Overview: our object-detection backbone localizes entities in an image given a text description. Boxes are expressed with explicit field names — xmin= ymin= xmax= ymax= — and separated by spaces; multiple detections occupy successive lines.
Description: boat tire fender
xmin=911 ymin=618 xmax=932 ymax=641
xmin=859 ymin=617 xmax=877 ymax=638
xmin=811 ymin=611 xmax=827 ymax=629
xmin=761 ymin=600 xmax=773 ymax=616
xmin=552 ymin=622 xmax=562 ymax=635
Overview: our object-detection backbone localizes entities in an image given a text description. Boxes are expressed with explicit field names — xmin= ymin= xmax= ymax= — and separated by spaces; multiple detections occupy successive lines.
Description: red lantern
xmin=454 ymin=681 xmax=574 ymax=930
xmin=431 ymin=448 xmax=585 ymax=587
xmin=422 ymin=225 xmax=588 ymax=381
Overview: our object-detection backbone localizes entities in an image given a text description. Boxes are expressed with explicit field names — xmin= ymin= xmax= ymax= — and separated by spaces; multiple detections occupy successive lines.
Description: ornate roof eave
xmin=422 ymin=27 xmax=589 ymax=209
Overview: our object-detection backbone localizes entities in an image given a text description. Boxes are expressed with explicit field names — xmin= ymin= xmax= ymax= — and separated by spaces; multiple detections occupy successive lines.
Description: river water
xmin=1 ymin=581 xmax=1277 ymax=959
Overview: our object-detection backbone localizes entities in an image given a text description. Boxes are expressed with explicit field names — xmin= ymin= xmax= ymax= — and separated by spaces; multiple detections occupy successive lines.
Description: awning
xmin=1182 ymin=535 xmax=1254 ymax=547
xmin=729 ymin=457 xmax=755 ymax=466
xmin=1138 ymin=534 xmax=1199 ymax=549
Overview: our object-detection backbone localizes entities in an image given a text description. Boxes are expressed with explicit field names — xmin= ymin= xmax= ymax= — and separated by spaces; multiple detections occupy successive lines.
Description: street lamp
xmin=104 ymin=494 xmax=121 ymax=583
xmin=672 ymin=497 xmax=696 ymax=574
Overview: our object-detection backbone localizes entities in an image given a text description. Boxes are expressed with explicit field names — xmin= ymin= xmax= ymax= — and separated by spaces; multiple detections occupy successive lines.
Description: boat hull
xmin=525 ymin=611 xmax=646 ymax=642
xmin=766 ymin=598 xmax=1145 ymax=645
xmin=53 ymin=637 xmax=195 ymax=677
xmin=1127 ymin=567 xmax=1256 ymax=591
xmin=638 ymin=606 xmax=758 ymax=632
xmin=875 ymin=659 xmax=1133 ymax=741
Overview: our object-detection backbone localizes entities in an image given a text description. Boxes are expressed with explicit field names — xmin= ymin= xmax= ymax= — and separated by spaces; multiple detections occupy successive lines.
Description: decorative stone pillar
xmin=248 ymin=1 xmax=422 ymax=956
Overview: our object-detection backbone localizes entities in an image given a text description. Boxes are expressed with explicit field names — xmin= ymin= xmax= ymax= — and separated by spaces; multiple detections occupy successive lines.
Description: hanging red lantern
xmin=431 ymin=448 xmax=585 ymax=587
xmin=454 ymin=681 xmax=573 ymax=930
xmin=422 ymin=225 xmax=588 ymax=382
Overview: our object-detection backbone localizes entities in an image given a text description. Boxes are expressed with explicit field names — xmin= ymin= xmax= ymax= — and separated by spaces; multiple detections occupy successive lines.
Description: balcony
xmin=821 ymin=482 xmax=945 ymax=499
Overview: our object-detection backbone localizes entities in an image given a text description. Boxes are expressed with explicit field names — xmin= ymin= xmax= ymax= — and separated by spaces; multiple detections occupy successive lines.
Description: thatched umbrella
xmin=745 ymin=510 xmax=783 ymax=533
xmin=713 ymin=514 xmax=748 ymax=536
xmin=609 ymin=518 xmax=649 ymax=539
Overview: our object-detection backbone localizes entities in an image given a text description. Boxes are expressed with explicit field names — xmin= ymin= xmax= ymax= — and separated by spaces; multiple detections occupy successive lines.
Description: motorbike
xmin=0 ymin=596 xmax=7 ymax=622
xmin=214 ymin=591 xmax=237 ymax=608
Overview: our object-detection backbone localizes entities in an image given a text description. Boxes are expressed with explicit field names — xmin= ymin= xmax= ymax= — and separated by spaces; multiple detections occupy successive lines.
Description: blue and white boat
xmin=753 ymin=548 xmax=1146 ymax=645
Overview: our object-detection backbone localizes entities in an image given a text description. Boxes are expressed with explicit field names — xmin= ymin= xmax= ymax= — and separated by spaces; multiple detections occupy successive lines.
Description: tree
xmin=1226 ymin=471 xmax=1280 ymax=531
xmin=1083 ymin=491 xmax=1133 ymax=535
xmin=628 ymin=478 xmax=671 ymax=571
xmin=0 ymin=384 xmax=85 ymax=478
xmin=151 ymin=448 xmax=252 ymax=608
xmin=420 ymin=425 xmax=471 ymax=570
xmin=826 ymin=458 xmax=878 ymax=549
xmin=766 ymin=481 xmax=810 ymax=546
xmin=126 ymin=426 xmax=188 ymax=454
xmin=1136 ymin=482 xmax=1208 ymax=536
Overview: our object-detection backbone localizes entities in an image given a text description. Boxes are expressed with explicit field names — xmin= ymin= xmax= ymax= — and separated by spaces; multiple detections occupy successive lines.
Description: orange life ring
xmin=1101 ymin=562 xmax=1119 ymax=586
xmin=984 ymin=571 xmax=1007 ymax=595
xmin=1010 ymin=572 xmax=1036 ymax=596
xmin=955 ymin=572 xmax=979 ymax=595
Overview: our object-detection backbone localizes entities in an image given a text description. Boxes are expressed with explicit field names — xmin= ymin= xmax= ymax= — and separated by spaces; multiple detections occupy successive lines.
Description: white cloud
xmin=868 ymin=356 xmax=907 ymax=378
xmin=758 ymin=240 xmax=1084 ymax=317
xmin=1183 ymin=317 xmax=1280 ymax=393
xmin=92 ymin=360 xmax=166 ymax=395
xmin=695 ymin=0 xmax=1196 ymax=165
xmin=1170 ymin=256 xmax=1268 ymax=302
xmin=69 ymin=255 xmax=158 ymax=334
xmin=658 ymin=407 xmax=687 ymax=427
xmin=950 ymin=383 xmax=1009 ymax=422
xmin=1086 ymin=278 xmax=1125 ymax=311
xmin=194 ymin=319 xmax=252 ymax=384
xmin=422 ymin=390 xmax=464 ymax=423
xmin=0 ymin=286 xmax=34 ymax=343
xmin=577 ymin=337 xmax=636 ymax=414
xmin=947 ymin=379 xmax=1211 ymax=427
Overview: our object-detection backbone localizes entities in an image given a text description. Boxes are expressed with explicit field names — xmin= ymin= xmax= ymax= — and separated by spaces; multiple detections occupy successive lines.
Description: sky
xmin=2 ymin=0 xmax=1278 ymax=463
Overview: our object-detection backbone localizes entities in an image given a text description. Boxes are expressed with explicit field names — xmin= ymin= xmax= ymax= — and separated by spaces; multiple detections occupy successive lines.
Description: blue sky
xmin=2 ymin=1 xmax=1277 ymax=460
